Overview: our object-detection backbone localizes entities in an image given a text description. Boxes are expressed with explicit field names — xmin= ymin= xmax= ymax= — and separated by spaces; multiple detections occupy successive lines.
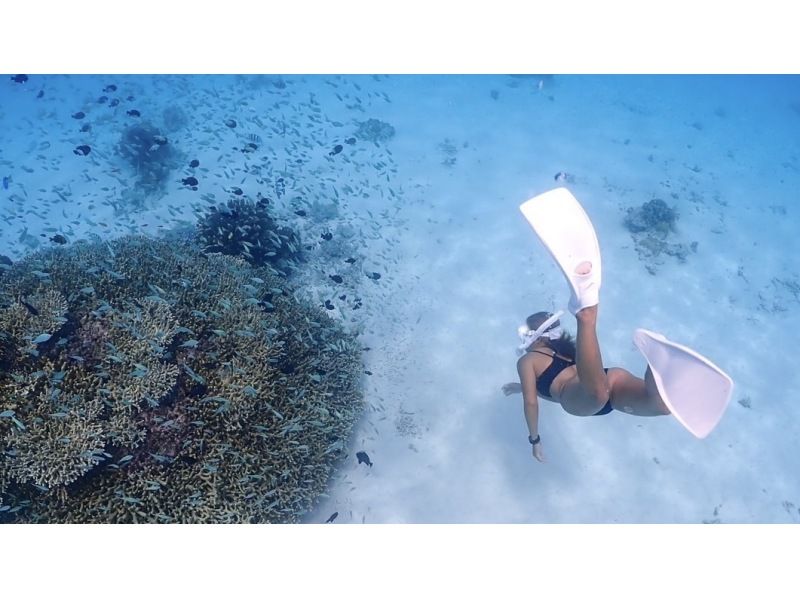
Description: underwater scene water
xmin=0 ymin=74 xmax=798 ymax=523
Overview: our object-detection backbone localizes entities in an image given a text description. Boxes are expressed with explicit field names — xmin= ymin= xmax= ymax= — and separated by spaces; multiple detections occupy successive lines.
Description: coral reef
xmin=162 ymin=105 xmax=189 ymax=133
xmin=0 ymin=236 xmax=363 ymax=523
xmin=196 ymin=196 xmax=302 ymax=276
xmin=623 ymin=198 xmax=695 ymax=274
xmin=116 ymin=122 xmax=181 ymax=194
xmin=354 ymin=118 xmax=395 ymax=144
xmin=623 ymin=198 xmax=678 ymax=235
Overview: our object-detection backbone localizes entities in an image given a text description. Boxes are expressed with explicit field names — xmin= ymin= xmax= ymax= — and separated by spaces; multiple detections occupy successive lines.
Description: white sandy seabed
xmin=1 ymin=74 xmax=799 ymax=523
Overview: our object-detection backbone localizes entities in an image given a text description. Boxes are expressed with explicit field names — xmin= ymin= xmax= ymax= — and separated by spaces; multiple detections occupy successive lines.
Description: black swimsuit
xmin=530 ymin=350 xmax=613 ymax=416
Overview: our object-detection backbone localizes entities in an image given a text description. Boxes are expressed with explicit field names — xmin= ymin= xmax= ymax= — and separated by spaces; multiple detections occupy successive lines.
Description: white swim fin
xmin=519 ymin=187 xmax=602 ymax=315
xmin=633 ymin=328 xmax=734 ymax=439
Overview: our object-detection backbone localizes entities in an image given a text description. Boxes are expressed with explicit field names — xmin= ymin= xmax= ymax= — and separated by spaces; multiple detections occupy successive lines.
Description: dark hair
xmin=526 ymin=311 xmax=576 ymax=360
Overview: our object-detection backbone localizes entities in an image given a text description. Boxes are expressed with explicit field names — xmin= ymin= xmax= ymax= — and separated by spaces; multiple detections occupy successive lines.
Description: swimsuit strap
xmin=531 ymin=349 xmax=574 ymax=364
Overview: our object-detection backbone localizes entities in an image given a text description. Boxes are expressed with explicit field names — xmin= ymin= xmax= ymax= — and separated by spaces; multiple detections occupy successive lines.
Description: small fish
xmin=19 ymin=299 xmax=39 ymax=316
xmin=73 ymin=145 xmax=91 ymax=156
xmin=338 ymin=294 xmax=346 ymax=300
xmin=97 ymin=95 xmax=108 ymax=104
xmin=189 ymin=159 xmax=200 ymax=168
xmin=127 ymin=109 xmax=141 ymax=117
xmin=325 ymin=512 xmax=339 ymax=523
xmin=182 ymin=177 xmax=199 ymax=188
xmin=356 ymin=451 xmax=373 ymax=467
xmin=80 ymin=123 xmax=92 ymax=133
xmin=109 ymin=98 xmax=120 ymax=107
xmin=345 ymin=137 xmax=356 ymax=145
xmin=324 ymin=299 xmax=335 ymax=310
xmin=329 ymin=274 xmax=343 ymax=284
xmin=321 ymin=232 xmax=333 ymax=241
xmin=367 ymin=272 xmax=381 ymax=280
xmin=50 ymin=234 xmax=68 ymax=245
xmin=32 ymin=333 xmax=52 ymax=344
xmin=2 ymin=176 xmax=9 ymax=190
xmin=364 ymin=370 xmax=373 ymax=375
xmin=225 ymin=119 xmax=237 ymax=128
xmin=329 ymin=144 xmax=343 ymax=156
xmin=36 ymin=89 xmax=44 ymax=98
xmin=344 ymin=257 xmax=357 ymax=264
xmin=230 ymin=187 xmax=243 ymax=196
xmin=103 ymin=84 xmax=117 ymax=93
xmin=553 ymin=171 xmax=574 ymax=183
xmin=11 ymin=74 xmax=28 ymax=83
xmin=127 ymin=95 xmax=135 ymax=101
xmin=72 ymin=111 xmax=86 ymax=119
xmin=294 ymin=209 xmax=307 ymax=217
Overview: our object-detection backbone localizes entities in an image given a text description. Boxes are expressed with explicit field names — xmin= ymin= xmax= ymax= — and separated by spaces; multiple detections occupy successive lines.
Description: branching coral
xmin=116 ymin=122 xmax=181 ymax=194
xmin=0 ymin=235 xmax=363 ymax=523
xmin=196 ymin=197 xmax=302 ymax=275
xmin=355 ymin=118 xmax=396 ymax=143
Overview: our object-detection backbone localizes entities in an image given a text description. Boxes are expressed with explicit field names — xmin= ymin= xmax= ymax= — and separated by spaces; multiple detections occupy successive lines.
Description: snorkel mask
xmin=516 ymin=310 xmax=564 ymax=355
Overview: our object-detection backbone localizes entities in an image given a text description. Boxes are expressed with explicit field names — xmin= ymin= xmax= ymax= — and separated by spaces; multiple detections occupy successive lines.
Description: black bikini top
xmin=530 ymin=349 xmax=575 ymax=398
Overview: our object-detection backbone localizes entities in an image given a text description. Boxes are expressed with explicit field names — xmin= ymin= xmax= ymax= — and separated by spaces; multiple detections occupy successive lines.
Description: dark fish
xmin=127 ymin=109 xmax=140 ymax=117
xmin=189 ymin=159 xmax=200 ymax=168
xmin=329 ymin=144 xmax=343 ymax=156
xmin=324 ymin=299 xmax=334 ymax=310
xmin=103 ymin=84 xmax=117 ymax=93
xmin=50 ymin=234 xmax=68 ymax=245
xmin=230 ymin=186 xmax=243 ymax=196
xmin=10 ymin=75 xmax=28 ymax=83
xmin=294 ymin=210 xmax=307 ymax=217
xmin=344 ymin=257 xmax=356 ymax=264
xmin=72 ymin=111 xmax=86 ymax=119
xmin=73 ymin=145 xmax=91 ymax=156
xmin=36 ymin=90 xmax=44 ymax=99
xmin=182 ymin=177 xmax=199 ymax=187
xmin=338 ymin=294 xmax=346 ymax=300
xmin=2 ymin=176 xmax=9 ymax=190
xmin=329 ymin=274 xmax=343 ymax=284
xmin=367 ymin=272 xmax=381 ymax=280
xmin=225 ymin=119 xmax=237 ymax=128
xmin=109 ymin=98 xmax=119 ymax=107
xmin=364 ymin=370 xmax=373 ymax=376
xmin=20 ymin=298 xmax=39 ymax=316
xmin=356 ymin=451 xmax=373 ymax=467
xmin=345 ymin=137 xmax=356 ymax=145
xmin=80 ymin=123 xmax=92 ymax=133
xmin=97 ymin=95 xmax=108 ymax=104
xmin=127 ymin=95 xmax=135 ymax=101
xmin=325 ymin=512 xmax=338 ymax=523
xmin=321 ymin=232 xmax=333 ymax=241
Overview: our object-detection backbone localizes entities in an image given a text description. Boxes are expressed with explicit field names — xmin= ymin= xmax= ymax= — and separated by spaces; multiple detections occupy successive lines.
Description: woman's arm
xmin=517 ymin=354 xmax=545 ymax=463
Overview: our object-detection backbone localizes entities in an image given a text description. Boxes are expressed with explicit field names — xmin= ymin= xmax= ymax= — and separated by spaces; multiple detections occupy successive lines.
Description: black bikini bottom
xmin=592 ymin=368 xmax=613 ymax=416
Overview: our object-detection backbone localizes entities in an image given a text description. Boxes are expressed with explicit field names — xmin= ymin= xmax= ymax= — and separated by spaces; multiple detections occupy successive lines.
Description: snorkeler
xmin=503 ymin=306 xmax=668 ymax=462
xmin=505 ymin=188 xmax=734 ymax=463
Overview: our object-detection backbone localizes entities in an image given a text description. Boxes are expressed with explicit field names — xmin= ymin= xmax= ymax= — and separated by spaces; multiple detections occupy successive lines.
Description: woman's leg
xmin=606 ymin=367 xmax=671 ymax=416
xmin=558 ymin=305 xmax=611 ymax=415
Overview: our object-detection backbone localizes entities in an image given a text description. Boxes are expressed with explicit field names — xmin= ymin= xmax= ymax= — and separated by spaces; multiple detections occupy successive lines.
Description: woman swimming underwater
xmin=502 ymin=305 xmax=670 ymax=463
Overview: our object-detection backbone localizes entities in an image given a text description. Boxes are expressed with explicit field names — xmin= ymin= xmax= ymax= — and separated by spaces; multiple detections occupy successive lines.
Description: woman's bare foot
xmin=502 ymin=382 xmax=522 ymax=396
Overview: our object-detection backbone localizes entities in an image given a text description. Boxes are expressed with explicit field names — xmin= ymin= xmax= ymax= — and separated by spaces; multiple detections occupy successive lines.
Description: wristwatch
xmin=528 ymin=434 xmax=540 ymax=446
